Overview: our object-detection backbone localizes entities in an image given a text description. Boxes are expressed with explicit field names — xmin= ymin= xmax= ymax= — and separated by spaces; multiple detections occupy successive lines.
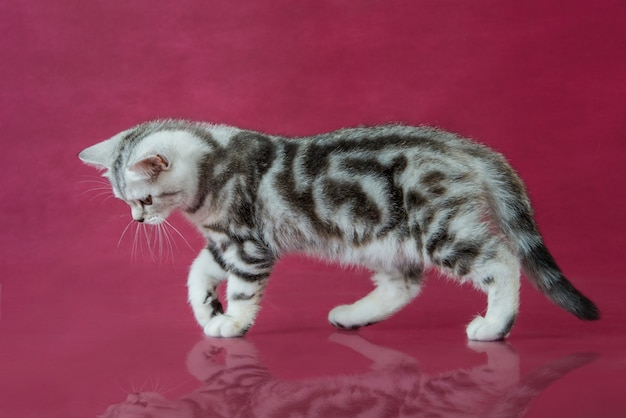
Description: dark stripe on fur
xmin=210 ymin=298 xmax=224 ymax=315
xmin=421 ymin=170 xmax=448 ymax=196
xmin=424 ymin=207 xmax=460 ymax=257
xmin=206 ymin=243 xmax=229 ymax=271
xmin=231 ymin=270 xmax=271 ymax=283
xmin=274 ymin=141 xmax=343 ymax=239
xmin=426 ymin=228 xmax=455 ymax=257
xmin=188 ymin=130 xmax=277 ymax=221
xmin=231 ymin=292 xmax=255 ymax=301
xmin=441 ymin=241 xmax=482 ymax=276
xmin=207 ymin=242 xmax=272 ymax=283
xmin=202 ymin=291 xmax=224 ymax=315
xmin=405 ymin=191 xmax=427 ymax=212
xmin=322 ymin=179 xmax=382 ymax=225
xmin=401 ymin=265 xmax=424 ymax=282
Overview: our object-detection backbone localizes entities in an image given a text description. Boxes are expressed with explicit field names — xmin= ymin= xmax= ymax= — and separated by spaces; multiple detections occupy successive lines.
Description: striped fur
xmin=79 ymin=120 xmax=599 ymax=340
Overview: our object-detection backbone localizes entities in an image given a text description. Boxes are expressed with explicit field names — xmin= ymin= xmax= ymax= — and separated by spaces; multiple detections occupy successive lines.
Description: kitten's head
xmin=79 ymin=122 xmax=205 ymax=225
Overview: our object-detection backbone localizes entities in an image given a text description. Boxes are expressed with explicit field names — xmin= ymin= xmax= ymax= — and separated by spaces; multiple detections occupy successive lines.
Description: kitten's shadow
xmin=99 ymin=334 xmax=597 ymax=418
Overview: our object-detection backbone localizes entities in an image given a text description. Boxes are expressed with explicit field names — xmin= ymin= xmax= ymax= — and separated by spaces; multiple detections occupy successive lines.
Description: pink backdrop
xmin=1 ymin=1 xmax=625 ymax=417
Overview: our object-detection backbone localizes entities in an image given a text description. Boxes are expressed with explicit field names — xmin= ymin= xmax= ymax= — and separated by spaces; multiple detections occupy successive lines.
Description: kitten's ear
xmin=79 ymin=136 xmax=121 ymax=170
xmin=128 ymin=154 xmax=170 ymax=180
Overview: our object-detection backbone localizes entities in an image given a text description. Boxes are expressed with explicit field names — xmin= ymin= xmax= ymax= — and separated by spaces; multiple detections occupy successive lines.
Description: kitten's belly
xmin=276 ymin=229 xmax=423 ymax=272
xmin=261 ymin=203 xmax=419 ymax=270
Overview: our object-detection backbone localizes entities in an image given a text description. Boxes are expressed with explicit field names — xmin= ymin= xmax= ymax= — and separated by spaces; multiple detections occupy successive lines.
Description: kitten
xmin=79 ymin=120 xmax=599 ymax=341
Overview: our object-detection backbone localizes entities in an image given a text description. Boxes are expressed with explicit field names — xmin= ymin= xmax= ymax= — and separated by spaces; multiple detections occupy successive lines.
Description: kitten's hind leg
xmin=329 ymin=267 xmax=423 ymax=330
xmin=187 ymin=249 xmax=229 ymax=328
xmin=466 ymin=247 xmax=521 ymax=341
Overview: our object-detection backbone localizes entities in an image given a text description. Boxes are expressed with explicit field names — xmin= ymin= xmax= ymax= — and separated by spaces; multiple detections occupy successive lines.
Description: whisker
xmin=152 ymin=226 xmax=160 ymax=262
xmin=78 ymin=179 xmax=111 ymax=187
xmin=145 ymin=375 xmax=156 ymax=393
xmin=150 ymin=375 xmax=187 ymax=396
xmin=88 ymin=191 xmax=114 ymax=202
xmin=97 ymin=198 xmax=115 ymax=208
xmin=141 ymin=224 xmax=150 ymax=261
xmin=129 ymin=376 xmax=138 ymax=394
xmin=163 ymin=224 xmax=176 ymax=264
xmin=155 ymin=224 xmax=161 ymax=261
xmin=161 ymin=223 xmax=177 ymax=265
xmin=140 ymin=374 xmax=152 ymax=393
xmin=118 ymin=220 xmax=135 ymax=249
xmin=164 ymin=220 xmax=195 ymax=252
xmin=115 ymin=380 xmax=128 ymax=395
xmin=81 ymin=186 xmax=112 ymax=194
xmin=78 ymin=177 xmax=112 ymax=192
xmin=142 ymin=224 xmax=156 ymax=262
xmin=165 ymin=223 xmax=180 ymax=252
xmin=157 ymin=224 xmax=165 ymax=263
xmin=162 ymin=225 xmax=170 ymax=263
xmin=158 ymin=377 xmax=190 ymax=396
xmin=132 ymin=222 xmax=141 ymax=263
xmin=152 ymin=375 xmax=165 ymax=394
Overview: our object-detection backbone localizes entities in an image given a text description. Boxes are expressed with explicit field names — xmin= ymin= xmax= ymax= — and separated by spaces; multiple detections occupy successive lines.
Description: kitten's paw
xmin=193 ymin=308 xmax=216 ymax=328
xmin=203 ymin=315 xmax=249 ymax=338
xmin=328 ymin=305 xmax=374 ymax=330
xmin=466 ymin=316 xmax=509 ymax=341
xmin=191 ymin=296 xmax=224 ymax=327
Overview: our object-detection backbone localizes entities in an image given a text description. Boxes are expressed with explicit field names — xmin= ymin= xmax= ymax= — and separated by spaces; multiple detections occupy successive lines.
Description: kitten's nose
xmin=134 ymin=217 xmax=144 ymax=223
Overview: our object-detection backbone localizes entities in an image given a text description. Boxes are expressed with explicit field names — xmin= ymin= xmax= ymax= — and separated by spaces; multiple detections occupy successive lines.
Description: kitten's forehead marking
xmin=110 ymin=122 xmax=184 ymax=199
xmin=112 ymin=126 xmax=152 ymax=198
xmin=112 ymin=121 xmax=226 ymax=202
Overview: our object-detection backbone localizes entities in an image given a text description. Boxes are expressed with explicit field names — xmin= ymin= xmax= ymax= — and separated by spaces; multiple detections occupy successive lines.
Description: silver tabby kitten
xmin=79 ymin=120 xmax=599 ymax=341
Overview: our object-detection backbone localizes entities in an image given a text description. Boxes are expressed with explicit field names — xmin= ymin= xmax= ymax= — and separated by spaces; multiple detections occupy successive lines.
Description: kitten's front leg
xmin=203 ymin=239 xmax=274 ymax=338
xmin=204 ymin=273 xmax=270 ymax=337
xmin=187 ymin=249 xmax=229 ymax=328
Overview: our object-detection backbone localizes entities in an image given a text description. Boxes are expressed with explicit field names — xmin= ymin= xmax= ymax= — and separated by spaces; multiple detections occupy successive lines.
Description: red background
xmin=1 ymin=1 xmax=625 ymax=417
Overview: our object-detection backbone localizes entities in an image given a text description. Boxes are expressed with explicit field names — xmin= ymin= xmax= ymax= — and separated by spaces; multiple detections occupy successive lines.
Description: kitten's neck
xmin=183 ymin=127 xmax=281 ymax=237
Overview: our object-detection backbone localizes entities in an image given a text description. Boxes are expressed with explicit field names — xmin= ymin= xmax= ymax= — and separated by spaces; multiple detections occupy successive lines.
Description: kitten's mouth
xmin=143 ymin=216 xmax=165 ymax=226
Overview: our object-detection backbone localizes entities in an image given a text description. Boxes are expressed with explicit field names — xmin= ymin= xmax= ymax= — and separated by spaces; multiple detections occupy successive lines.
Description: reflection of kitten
xmin=99 ymin=335 xmax=596 ymax=418
xmin=80 ymin=121 xmax=598 ymax=340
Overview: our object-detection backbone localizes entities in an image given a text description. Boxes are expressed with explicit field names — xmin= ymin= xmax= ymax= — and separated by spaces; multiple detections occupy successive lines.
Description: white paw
xmin=466 ymin=316 xmax=508 ymax=341
xmin=190 ymin=296 xmax=223 ymax=328
xmin=329 ymin=304 xmax=371 ymax=330
xmin=203 ymin=315 xmax=249 ymax=338
xmin=193 ymin=306 xmax=214 ymax=328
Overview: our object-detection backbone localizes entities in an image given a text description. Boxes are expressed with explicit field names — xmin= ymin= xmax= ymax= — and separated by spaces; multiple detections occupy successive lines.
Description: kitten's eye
xmin=139 ymin=196 xmax=153 ymax=206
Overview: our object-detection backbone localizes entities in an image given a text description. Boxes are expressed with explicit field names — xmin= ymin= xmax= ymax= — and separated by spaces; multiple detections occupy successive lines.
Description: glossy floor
xmin=1 ymin=256 xmax=624 ymax=417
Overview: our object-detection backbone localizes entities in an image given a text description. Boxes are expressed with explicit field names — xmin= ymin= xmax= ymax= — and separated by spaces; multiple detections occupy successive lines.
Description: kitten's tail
xmin=484 ymin=157 xmax=599 ymax=321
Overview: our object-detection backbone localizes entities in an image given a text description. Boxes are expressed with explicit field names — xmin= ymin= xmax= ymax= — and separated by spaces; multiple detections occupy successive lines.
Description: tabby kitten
xmin=79 ymin=120 xmax=599 ymax=341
